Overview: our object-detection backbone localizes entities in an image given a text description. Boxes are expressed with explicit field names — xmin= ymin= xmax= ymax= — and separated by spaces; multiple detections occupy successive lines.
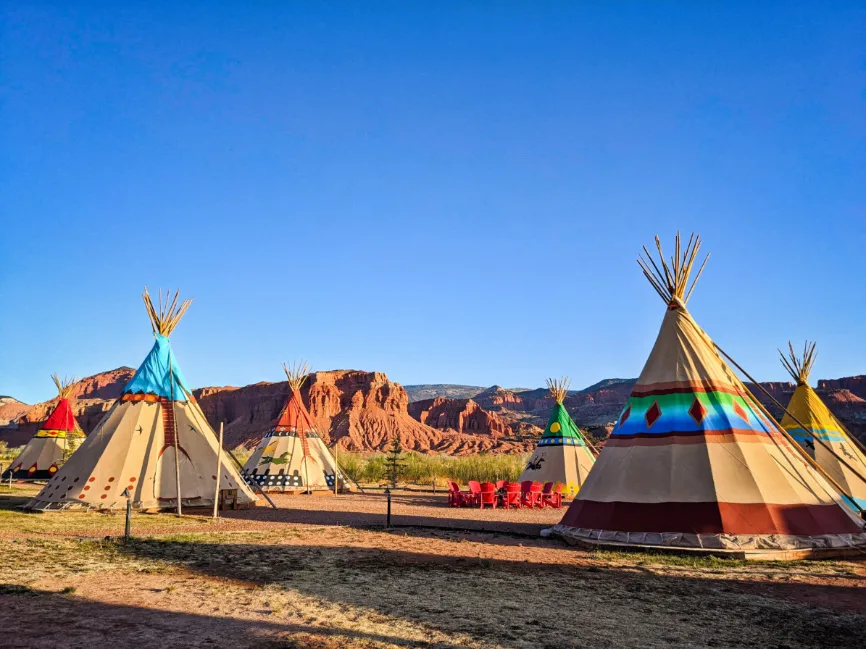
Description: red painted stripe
xmin=631 ymin=381 xmax=747 ymax=398
xmin=559 ymin=500 xmax=862 ymax=535
xmin=159 ymin=398 xmax=176 ymax=447
xmin=606 ymin=429 xmax=789 ymax=446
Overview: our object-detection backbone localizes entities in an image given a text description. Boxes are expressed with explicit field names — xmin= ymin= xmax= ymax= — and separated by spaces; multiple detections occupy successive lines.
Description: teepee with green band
xmin=518 ymin=378 xmax=596 ymax=496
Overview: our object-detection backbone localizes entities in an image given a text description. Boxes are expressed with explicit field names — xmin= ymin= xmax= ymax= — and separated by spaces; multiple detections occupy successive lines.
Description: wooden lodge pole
xmin=213 ymin=422 xmax=224 ymax=519
xmin=713 ymin=340 xmax=866 ymax=508
xmin=169 ymin=363 xmax=182 ymax=516
xmin=333 ymin=442 xmax=339 ymax=496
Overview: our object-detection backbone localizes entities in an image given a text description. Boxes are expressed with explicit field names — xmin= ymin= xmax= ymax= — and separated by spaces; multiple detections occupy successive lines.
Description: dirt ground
xmin=1 ymin=484 xmax=865 ymax=648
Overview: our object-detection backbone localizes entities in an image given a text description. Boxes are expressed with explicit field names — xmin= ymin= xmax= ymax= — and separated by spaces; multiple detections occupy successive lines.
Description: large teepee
xmin=2 ymin=375 xmax=85 ymax=480
xmin=554 ymin=234 xmax=866 ymax=557
xmin=241 ymin=362 xmax=347 ymax=493
xmin=25 ymin=289 xmax=257 ymax=511
xmin=779 ymin=341 xmax=866 ymax=511
xmin=517 ymin=378 xmax=596 ymax=495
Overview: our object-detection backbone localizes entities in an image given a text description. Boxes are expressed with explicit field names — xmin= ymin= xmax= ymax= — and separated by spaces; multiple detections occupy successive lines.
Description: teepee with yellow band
xmin=2 ymin=375 xmax=85 ymax=480
xmin=517 ymin=378 xmax=596 ymax=495
xmin=779 ymin=341 xmax=866 ymax=511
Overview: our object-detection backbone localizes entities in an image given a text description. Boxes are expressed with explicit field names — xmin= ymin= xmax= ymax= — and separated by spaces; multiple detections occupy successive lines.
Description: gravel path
xmin=1 ymin=490 xmax=566 ymax=539
xmin=223 ymin=490 xmax=565 ymax=535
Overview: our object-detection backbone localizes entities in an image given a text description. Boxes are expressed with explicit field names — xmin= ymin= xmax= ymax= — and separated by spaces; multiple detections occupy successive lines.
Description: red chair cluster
xmin=448 ymin=480 xmax=563 ymax=509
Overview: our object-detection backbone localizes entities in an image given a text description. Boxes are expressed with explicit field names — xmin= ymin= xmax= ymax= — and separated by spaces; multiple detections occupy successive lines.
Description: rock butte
xmin=4 ymin=368 xmax=866 ymax=453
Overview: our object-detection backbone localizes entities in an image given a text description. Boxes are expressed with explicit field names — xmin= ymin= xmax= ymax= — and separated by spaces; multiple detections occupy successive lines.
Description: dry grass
xmin=1 ymin=486 xmax=865 ymax=649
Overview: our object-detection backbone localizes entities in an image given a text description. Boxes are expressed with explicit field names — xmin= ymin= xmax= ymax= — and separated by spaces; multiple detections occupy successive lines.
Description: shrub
xmin=338 ymin=451 xmax=529 ymax=487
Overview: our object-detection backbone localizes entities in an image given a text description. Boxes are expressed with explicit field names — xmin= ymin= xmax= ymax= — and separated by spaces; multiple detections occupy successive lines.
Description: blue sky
xmin=1 ymin=2 xmax=864 ymax=404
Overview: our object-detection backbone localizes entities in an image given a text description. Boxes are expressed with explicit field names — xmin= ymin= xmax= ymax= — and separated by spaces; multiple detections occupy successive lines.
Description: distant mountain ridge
xmin=403 ymin=384 xmax=486 ymax=403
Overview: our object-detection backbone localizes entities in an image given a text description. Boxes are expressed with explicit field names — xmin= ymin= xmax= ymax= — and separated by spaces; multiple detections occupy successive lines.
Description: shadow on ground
xmin=0 ymin=584 xmax=463 ymax=649
xmin=109 ymin=536 xmax=866 ymax=649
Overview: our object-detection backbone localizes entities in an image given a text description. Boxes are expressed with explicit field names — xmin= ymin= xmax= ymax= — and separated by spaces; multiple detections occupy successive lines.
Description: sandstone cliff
xmin=195 ymin=370 xmax=535 ymax=455
xmin=819 ymin=376 xmax=866 ymax=400
xmin=408 ymin=397 xmax=512 ymax=437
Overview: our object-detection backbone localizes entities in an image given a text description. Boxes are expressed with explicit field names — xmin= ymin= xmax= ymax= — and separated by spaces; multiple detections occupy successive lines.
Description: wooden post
xmin=213 ymin=422 xmax=223 ymax=519
xmin=303 ymin=438 xmax=311 ymax=495
xmin=333 ymin=442 xmax=339 ymax=496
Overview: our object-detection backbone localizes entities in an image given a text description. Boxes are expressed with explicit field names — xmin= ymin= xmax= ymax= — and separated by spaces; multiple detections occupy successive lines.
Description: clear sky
xmin=1 ymin=2 xmax=864 ymax=404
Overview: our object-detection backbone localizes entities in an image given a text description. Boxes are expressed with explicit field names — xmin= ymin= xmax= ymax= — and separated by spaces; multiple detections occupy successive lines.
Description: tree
xmin=385 ymin=435 xmax=405 ymax=488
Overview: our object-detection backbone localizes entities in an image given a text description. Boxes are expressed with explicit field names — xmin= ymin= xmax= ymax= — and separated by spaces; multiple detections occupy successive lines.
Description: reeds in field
xmin=338 ymin=452 xmax=529 ymax=486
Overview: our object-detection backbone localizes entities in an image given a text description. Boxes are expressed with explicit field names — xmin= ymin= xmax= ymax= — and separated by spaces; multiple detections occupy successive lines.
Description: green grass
xmin=0 ymin=442 xmax=24 ymax=464
xmin=339 ymin=451 xmax=529 ymax=486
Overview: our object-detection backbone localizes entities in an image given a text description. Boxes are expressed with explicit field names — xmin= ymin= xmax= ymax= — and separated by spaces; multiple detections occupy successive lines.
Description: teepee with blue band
xmin=517 ymin=377 xmax=597 ymax=496
xmin=25 ymin=289 xmax=257 ymax=512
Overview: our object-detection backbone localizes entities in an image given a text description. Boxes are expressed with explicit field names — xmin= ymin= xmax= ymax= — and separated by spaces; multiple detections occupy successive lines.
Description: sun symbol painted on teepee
xmin=550 ymin=422 xmax=561 ymax=433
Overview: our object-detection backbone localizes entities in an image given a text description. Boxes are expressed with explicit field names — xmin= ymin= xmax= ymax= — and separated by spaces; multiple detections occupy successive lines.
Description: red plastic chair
xmin=495 ymin=480 xmax=506 ymax=490
xmin=538 ymin=482 xmax=554 ymax=508
xmin=542 ymin=483 xmax=564 ymax=509
xmin=466 ymin=481 xmax=482 ymax=507
xmin=520 ymin=480 xmax=535 ymax=508
xmin=530 ymin=482 xmax=544 ymax=508
xmin=448 ymin=481 xmax=464 ymax=507
xmin=503 ymin=482 xmax=522 ymax=509
xmin=479 ymin=482 xmax=498 ymax=509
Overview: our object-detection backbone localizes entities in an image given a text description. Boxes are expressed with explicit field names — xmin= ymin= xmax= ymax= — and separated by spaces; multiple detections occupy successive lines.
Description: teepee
xmin=2 ymin=375 xmax=85 ymax=480
xmin=554 ymin=234 xmax=865 ymax=557
xmin=241 ymin=362 xmax=347 ymax=493
xmin=25 ymin=289 xmax=257 ymax=511
xmin=779 ymin=341 xmax=866 ymax=511
xmin=517 ymin=378 xmax=596 ymax=495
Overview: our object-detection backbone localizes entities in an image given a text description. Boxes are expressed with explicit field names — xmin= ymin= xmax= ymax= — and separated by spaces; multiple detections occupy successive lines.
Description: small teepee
xmin=517 ymin=378 xmax=596 ymax=495
xmin=25 ymin=289 xmax=257 ymax=511
xmin=2 ymin=375 xmax=85 ymax=480
xmin=554 ymin=234 xmax=865 ymax=557
xmin=779 ymin=341 xmax=866 ymax=511
xmin=242 ymin=362 xmax=347 ymax=493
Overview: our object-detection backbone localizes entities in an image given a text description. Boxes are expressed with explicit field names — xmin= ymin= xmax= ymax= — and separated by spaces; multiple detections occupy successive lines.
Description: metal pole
xmin=213 ymin=422 xmax=223 ymax=519
xmin=384 ymin=487 xmax=392 ymax=528
xmin=122 ymin=488 xmax=132 ymax=542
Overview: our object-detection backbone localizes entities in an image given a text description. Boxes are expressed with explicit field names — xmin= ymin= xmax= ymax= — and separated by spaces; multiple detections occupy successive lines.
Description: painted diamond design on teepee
xmin=732 ymin=400 xmax=750 ymax=424
xmin=619 ymin=405 xmax=631 ymax=425
xmin=645 ymin=401 xmax=662 ymax=428
xmin=688 ymin=397 xmax=708 ymax=425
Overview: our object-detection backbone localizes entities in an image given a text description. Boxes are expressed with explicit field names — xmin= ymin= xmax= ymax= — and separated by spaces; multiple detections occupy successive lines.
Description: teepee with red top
xmin=3 ymin=375 xmax=85 ymax=480
xmin=242 ymin=362 xmax=347 ymax=492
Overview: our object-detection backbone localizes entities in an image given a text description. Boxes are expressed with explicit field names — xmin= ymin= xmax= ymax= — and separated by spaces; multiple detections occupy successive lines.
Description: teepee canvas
xmin=518 ymin=378 xmax=596 ymax=495
xmin=554 ymin=234 xmax=865 ymax=556
xmin=25 ymin=289 xmax=257 ymax=511
xmin=779 ymin=342 xmax=866 ymax=511
xmin=2 ymin=375 xmax=85 ymax=480
xmin=242 ymin=362 xmax=347 ymax=493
